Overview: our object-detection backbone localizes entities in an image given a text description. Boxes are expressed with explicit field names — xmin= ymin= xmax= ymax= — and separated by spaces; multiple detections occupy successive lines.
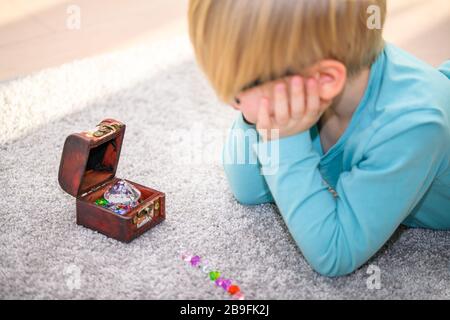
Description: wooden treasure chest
xmin=58 ymin=119 xmax=165 ymax=242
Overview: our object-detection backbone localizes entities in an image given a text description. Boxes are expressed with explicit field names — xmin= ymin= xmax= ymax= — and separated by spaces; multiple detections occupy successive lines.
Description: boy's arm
xmin=223 ymin=113 xmax=274 ymax=205
xmin=255 ymin=111 xmax=448 ymax=276
xmin=438 ymin=60 xmax=450 ymax=79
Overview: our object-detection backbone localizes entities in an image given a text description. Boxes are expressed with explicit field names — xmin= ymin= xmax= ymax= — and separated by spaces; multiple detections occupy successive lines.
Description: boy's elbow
xmin=310 ymin=261 xmax=356 ymax=277
xmin=232 ymin=191 xmax=267 ymax=206
xmin=301 ymin=245 xmax=358 ymax=277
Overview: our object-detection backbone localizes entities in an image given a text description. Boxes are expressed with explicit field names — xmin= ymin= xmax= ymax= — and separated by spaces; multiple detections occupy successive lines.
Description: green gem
xmin=209 ymin=271 xmax=220 ymax=281
xmin=95 ymin=198 xmax=108 ymax=206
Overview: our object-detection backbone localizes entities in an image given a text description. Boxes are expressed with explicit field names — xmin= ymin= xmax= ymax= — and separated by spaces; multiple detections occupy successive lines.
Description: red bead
xmin=228 ymin=285 xmax=240 ymax=295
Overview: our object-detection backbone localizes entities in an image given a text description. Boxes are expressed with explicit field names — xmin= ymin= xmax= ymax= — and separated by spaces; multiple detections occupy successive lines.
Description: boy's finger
xmin=274 ymin=83 xmax=290 ymax=125
xmin=290 ymin=76 xmax=305 ymax=119
xmin=256 ymin=98 xmax=273 ymax=140
xmin=306 ymin=78 xmax=320 ymax=117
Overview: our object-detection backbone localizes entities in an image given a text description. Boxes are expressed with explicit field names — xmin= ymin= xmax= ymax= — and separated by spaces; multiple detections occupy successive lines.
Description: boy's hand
xmin=256 ymin=76 xmax=328 ymax=141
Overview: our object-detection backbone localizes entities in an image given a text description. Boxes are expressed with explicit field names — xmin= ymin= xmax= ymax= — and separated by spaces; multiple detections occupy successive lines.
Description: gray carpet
xmin=1 ymin=36 xmax=449 ymax=300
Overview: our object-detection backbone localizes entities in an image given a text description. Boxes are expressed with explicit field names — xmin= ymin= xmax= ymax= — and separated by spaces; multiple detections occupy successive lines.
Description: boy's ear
xmin=229 ymin=98 xmax=240 ymax=110
xmin=310 ymin=60 xmax=347 ymax=102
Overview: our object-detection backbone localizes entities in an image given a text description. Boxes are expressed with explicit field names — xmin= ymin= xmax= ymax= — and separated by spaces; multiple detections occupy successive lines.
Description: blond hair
xmin=188 ymin=0 xmax=386 ymax=103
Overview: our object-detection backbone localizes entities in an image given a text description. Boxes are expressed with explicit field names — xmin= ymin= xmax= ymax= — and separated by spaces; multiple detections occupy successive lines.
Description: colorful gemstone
xmin=181 ymin=252 xmax=245 ymax=299
xmin=215 ymin=277 xmax=225 ymax=287
xmin=95 ymin=198 xmax=108 ymax=206
xmin=221 ymin=279 xmax=232 ymax=291
xmin=228 ymin=285 xmax=240 ymax=295
xmin=104 ymin=179 xmax=141 ymax=206
xmin=190 ymin=255 xmax=201 ymax=267
xmin=113 ymin=208 xmax=127 ymax=215
xmin=100 ymin=200 xmax=137 ymax=215
xmin=209 ymin=271 xmax=220 ymax=281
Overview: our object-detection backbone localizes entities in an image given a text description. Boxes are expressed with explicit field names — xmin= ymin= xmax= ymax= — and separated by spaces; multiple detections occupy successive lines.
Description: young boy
xmin=188 ymin=0 xmax=450 ymax=276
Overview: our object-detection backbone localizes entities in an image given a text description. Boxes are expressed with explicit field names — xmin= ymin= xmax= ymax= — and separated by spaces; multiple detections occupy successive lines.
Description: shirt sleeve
xmin=254 ymin=111 xmax=448 ymax=276
xmin=222 ymin=113 xmax=274 ymax=205
xmin=438 ymin=60 xmax=450 ymax=79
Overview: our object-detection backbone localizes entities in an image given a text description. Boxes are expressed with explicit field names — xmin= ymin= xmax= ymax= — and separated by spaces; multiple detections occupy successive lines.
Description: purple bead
xmin=215 ymin=277 xmax=224 ymax=287
xmin=221 ymin=279 xmax=232 ymax=291
xmin=190 ymin=255 xmax=201 ymax=267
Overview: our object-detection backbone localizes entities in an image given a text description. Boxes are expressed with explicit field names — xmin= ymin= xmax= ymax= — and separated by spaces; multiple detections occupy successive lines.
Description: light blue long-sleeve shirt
xmin=222 ymin=43 xmax=450 ymax=277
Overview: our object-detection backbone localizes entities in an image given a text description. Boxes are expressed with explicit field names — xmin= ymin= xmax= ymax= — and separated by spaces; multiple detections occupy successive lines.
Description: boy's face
xmin=231 ymin=60 xmax=349 ymax=124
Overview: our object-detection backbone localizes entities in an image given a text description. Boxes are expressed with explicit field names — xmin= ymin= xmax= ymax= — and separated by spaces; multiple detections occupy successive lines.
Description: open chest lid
xmin=58 ymin=119 xmax=126 ymax=197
